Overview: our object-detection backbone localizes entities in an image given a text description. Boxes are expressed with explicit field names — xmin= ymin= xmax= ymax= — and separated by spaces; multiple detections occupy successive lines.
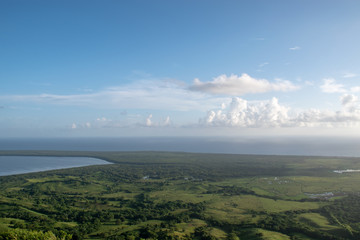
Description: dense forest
xmin=1 ymin=151 xmax=360 ymax=239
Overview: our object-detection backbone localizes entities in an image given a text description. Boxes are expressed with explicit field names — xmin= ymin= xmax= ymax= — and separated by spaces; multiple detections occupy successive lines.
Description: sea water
xmin=0 ymin=137 xmax=360 ymax=157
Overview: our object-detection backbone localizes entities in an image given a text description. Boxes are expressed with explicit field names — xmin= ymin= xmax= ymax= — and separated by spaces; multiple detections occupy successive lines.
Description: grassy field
xmin=1 ymin=151 xmax=360 ymax=239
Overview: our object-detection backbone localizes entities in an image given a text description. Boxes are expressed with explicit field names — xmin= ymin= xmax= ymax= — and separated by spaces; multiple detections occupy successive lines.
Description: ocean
xmin=0 ymin=137 xmax=360 ymax=157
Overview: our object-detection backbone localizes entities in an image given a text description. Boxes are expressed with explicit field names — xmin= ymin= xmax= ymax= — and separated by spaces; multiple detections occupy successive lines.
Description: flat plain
xmin=1 ymin=151 xmax=360 ymax=239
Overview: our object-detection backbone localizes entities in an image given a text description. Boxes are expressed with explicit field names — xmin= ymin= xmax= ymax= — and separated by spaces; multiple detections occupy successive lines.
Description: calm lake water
xmin=0 ymin=156 xmax=111 ymax=177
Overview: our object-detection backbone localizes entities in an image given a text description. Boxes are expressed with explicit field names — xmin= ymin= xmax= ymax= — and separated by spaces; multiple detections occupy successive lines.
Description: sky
xmin=1 ymin=0 xmax=360 ymax=138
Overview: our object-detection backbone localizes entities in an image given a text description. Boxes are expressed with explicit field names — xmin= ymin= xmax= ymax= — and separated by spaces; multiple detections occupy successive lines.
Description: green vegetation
xmin=1 ymin=151 xmax=360 ymax=239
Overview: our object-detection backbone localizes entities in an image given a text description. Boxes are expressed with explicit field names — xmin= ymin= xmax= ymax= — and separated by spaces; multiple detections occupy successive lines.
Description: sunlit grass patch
xmin=26 ymin=176 xmax=63 ymax=183
xmin=208 ymin=194 xmax=320 ymax=213
xmin=149 ymin=189 xmax=213 ymax=203
xmin=298 ymin=212 xmax=339 ymax=230
xmin=294 ymin=175 xmax=360 ymax=193
xmin=204 ymin=208 xmax=250 ymax=224
xmin=54 ymin=221 xmax=78 ymax=228
xmin=174 ymin=219 xmax=207 ymax=237
xmin=256 ymin=228 xmax=291 ymax=240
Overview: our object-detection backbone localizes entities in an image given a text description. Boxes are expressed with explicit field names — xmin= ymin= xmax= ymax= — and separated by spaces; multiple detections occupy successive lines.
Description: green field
xmin=1 ymin=151 xmax=360 ymax=239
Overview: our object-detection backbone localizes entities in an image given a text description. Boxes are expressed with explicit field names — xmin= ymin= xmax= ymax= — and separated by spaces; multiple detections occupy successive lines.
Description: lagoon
xmin=0 ymin=156 xmax=111 ymax=177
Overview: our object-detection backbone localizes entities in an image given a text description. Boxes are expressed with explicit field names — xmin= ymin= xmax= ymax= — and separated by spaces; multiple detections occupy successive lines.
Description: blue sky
xmin=1 ymin=0 xmax=360 ymax=138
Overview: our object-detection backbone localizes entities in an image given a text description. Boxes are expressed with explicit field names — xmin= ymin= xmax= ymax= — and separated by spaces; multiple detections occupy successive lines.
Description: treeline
xmin=0 ymin=228 xmax=69 ymax=240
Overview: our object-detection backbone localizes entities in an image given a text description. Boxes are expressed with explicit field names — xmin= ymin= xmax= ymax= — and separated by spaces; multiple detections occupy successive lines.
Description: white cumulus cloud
xmin=202 ymin=94 xmax=360 ymax=128
xmin=202 ymin=97 xmax=291 ymax=127
xmin=341 ymin=94 xmax=359 ymax=113
xmin=341 ymin=94 xmax=358 ymax=106
xmin=163 ymin=116 xmax=171 ymax=126
xmin=146 ymin=114 xmax=153 ymax=127
xmin=189 ymin=74 xmax=298 ymax=95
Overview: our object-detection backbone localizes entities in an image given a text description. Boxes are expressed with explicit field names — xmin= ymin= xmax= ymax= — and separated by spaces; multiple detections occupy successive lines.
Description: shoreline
xmin=0 ymin=155 xmax=112 ymax=177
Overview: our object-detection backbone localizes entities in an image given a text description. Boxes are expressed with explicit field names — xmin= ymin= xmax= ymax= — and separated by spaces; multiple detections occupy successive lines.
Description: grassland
xmin=1 ymin=151 xmax=360 ymax=239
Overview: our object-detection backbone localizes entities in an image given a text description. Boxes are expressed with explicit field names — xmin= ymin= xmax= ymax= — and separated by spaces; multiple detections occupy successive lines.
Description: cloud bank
xmin=2 ymin=73 xmax=299 ymax=113
xmin=189 ymin=74 xmax=298 ymax=95
xmin=202 ymin=94 xmax=360 ymax=128
xmin=4 ymin=74 xmax=360 ymax=133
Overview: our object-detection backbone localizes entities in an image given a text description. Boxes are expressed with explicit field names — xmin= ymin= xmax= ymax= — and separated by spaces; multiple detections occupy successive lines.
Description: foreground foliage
xmin=1 ymin=151 xmax=360 ymax=239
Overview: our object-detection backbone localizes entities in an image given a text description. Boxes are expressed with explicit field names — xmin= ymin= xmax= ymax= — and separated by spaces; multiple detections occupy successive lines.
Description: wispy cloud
xmin=1 ymin=75 xmax=299 ymax=110
xmin=71 ymin=114 xmax=173 ymax=130
xmin=71 ymin=122 xmax=91 ymax=129
xmin=289 ymin=46 xmax=300 ymax=50
xmin=0 ymin=80 xmax=228 ymax=112
xmin=304 ymin=81 xmax=314 ymax=86
xmin=351 ymin=86 xmax=360 ymax=93
xmin=320 ymin=78 xmax=360 ymax=94
xmin=189 ymin=74 xmax=299 ymax=95
xmin=258 ymin=62 xmax=269 ymax=68
xmin=343 ymin=72 xmax=357 ymax=78
xmin=320 ymin=78 xmax=346 ymax=93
